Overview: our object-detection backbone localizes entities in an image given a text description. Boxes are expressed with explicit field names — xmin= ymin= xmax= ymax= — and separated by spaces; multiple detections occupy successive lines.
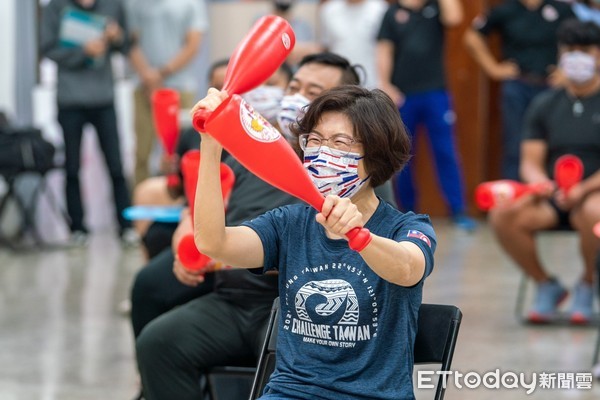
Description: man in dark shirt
xmin=464 ymin=0 xmax=575 ymax=180
xmin=488 ymin=20 xmax=600 ymax=324
xmin=377 ymin=0 xmax=476 ymax=231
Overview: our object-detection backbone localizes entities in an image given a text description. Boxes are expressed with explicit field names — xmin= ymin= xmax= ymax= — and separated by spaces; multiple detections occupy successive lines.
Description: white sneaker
xmin=118 ymin=299 xmax=132 ymax=315
xmin=120 ymin=228 xmax=140 ymax=247
xmin=593 ymin=362 xmax=600 ymax=380
xmin=69 ymin=230 xmax=89 ymax=247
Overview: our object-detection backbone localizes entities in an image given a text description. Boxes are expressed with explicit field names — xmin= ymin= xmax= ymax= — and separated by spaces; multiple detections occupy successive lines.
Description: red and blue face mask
xmin=303 ymin=146 xmax=369 ymax=198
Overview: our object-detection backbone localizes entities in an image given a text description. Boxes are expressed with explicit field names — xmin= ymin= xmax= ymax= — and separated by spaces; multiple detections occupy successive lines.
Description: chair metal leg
xmin=0 ymin=171 xmax=66 ymax=248
xmin=37 ymin=171 xmax=71 ymax=228
xmin=593 ymin=327 xmax=600 ymax=366
xmin=514 ymin=274 xmax=528 ymax=322
xmin=0 ymin=176 xmax=30 ymax=245
xmin=22 ymin=176 xmax=45 ymax=244
xmin=594 ymin=252 xmax=600 ymax=366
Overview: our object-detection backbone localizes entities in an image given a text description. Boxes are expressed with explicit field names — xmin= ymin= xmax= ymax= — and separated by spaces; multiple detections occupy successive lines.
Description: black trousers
xmin=57 ymin=105 xmax=131 ymax=232
xmin=141 ymin=221 xmax=179 ymax=260
xmin=130 ymin=247 xmax=215 ymax=338
xmin=136 ymin=291 xmax=274 ymax=400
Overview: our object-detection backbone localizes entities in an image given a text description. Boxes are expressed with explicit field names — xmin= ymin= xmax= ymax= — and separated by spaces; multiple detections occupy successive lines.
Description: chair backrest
xmin=249 ymin=300 xmax=462 ymax=400
xmin=249 ymin=299 xmax=280 ymax=400
xmin=414 ymin=304 xmax=463 ymax=400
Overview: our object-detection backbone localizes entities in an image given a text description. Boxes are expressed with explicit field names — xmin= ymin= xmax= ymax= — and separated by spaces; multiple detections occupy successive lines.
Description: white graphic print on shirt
xmin=283 ymin=262 xmax=378 ymax=348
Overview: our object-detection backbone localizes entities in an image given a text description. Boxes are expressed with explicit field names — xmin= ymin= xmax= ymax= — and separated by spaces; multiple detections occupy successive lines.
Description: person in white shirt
xmin=319 ymin=0 xmax=387 ymax=88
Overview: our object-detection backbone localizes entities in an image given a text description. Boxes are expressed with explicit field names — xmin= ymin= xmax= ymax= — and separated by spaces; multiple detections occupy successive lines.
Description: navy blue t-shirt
xmin=243 ymin=199 xmax=436 ymax=400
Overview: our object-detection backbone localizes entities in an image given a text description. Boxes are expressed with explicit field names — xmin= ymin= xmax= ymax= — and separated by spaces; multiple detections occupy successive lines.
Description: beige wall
xmin=208 ymin=1 xmax=320 ymax=62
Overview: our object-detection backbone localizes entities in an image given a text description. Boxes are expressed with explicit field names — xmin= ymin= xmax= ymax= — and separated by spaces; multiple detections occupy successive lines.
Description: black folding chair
xmin=248 ymin=300 xmax=462 ymax=400
xmin=414 ymin=304 xmax=463 ymax=400
xmin=203 ymin=359 xmax=257 ymax=400
xmin=0 ymin=167 xmax=69 ymax=249
xmin=203 ymin=303 xmax=277 ymax=400
xmin=248 ymin=299 xmax=279 ymax=400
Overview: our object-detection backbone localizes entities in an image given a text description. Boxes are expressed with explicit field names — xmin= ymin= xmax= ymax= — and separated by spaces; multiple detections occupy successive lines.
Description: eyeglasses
xmin=299 ymin=133 xmax=360 ymax=156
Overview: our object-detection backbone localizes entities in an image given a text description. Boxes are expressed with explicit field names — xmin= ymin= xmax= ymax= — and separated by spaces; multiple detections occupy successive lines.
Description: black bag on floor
xmin=0 ymin=127 xmax=56 ymax=174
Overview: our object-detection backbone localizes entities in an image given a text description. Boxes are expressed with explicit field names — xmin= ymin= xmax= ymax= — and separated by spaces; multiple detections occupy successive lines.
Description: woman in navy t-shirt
xmin=191 ymin=85 xmax=437 ymax=400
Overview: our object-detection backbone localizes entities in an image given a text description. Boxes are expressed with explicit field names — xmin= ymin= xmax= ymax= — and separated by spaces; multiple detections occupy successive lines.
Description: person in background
xmin=489 ymin=19 xmax=600 ymax=324
xmin=40 ymin=0 xmax=135 ymax=245
xmin=319 ymin=0 xmax=387 ymax=88
xmin=377 ymin=0 xmax=476 ymax=231
xmin=242 ymin=62 xmax=293 ymax=126
xmin=127 ymin=0 xmax=209 ymax=185
xmin=123 ymin=59 xmax=230 ymax=322
xmin=572 ymin=0 xmax=600 ymax=25
xmin=130 ymin=60 xmax=228 ymax=252
xmin=268 ymin=0 xmax=323 ymax=67
xmin=463 ymin=0 xmax=575 ymax=180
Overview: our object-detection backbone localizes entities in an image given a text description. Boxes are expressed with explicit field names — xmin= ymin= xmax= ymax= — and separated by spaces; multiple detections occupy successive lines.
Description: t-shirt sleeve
xmin=318 ymin=7 xmax=331 ymax=48
xmin=125 ymin=0 xmax=140 ymax=34
xmin=187 ymin=0 xmax=209 ymax=33
xmin=474 ymin=7 xmax=502 ymax=36
xmin=558 ymin=3 xmax=576 ymax=21
xmin=394 ymin=214 xmax=436 ymax=280
xmin=241 ymin=207 xmax=287 ymax=273
xmin=376 ymin=8 xmax=395 ymax=42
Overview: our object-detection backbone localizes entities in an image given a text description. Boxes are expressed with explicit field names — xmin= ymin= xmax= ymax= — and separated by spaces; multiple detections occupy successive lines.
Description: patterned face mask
xmin=276 ymin=93 xmax=310 ymax=141
xmin=303 ymin=146 xmax=369 ymax=198
xmin=241 ymin=86 xmax=284 ymax=125
xmin=560 ymin=51 xmax=597 ymax=84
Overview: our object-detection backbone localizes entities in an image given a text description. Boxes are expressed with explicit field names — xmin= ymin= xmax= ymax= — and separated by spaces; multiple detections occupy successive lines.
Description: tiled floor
xmin=0 ymin=219 xmax=598 ymax=400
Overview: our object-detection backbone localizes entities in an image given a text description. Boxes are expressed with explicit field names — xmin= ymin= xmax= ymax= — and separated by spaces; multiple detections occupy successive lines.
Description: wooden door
xmin=412 ymin=0 xmax=502 ymax=216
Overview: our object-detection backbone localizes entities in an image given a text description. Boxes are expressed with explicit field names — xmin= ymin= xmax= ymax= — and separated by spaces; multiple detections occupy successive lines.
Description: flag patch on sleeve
xmin=407 ymin=230 xmax=431 ymax=247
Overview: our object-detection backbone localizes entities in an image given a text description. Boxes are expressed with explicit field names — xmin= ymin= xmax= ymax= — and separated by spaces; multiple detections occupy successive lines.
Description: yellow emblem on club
xmin=251 ymin=118 xmax=264 ymax=132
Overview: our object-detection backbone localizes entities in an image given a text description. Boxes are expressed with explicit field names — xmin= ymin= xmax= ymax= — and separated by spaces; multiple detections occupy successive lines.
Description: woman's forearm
xmin=193 ymin=138 xmax=226 ymax=254
xmin=359 ymin=236 xmax=426 ymax=287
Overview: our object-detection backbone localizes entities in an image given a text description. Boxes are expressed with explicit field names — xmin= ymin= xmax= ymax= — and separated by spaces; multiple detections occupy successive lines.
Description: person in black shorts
xmin=488 ymin=20 xmax=600 ymax=324
xmin=464 ymin=0 xmax=574 ymax=181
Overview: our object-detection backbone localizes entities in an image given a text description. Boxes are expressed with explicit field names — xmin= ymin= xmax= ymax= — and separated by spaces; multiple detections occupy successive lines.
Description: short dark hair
xmin=557 ymin=19 xmax=600 ymax=47
xmin=279 ymin=62 xmax=294 ymax=83
xmin=208 ymin=59 xmax=229 ymax=81
xmin=298 ymin=52 xmax=362 ymax=86
xmin=292 ymin=86 xmax=411 ymax=187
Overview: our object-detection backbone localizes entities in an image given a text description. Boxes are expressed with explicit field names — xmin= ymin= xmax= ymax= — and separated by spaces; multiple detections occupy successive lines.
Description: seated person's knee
xmin=133 ymin=176 xmax=180 ymax=206
xmin=488 ymin=207 xmax=513 ymax=230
